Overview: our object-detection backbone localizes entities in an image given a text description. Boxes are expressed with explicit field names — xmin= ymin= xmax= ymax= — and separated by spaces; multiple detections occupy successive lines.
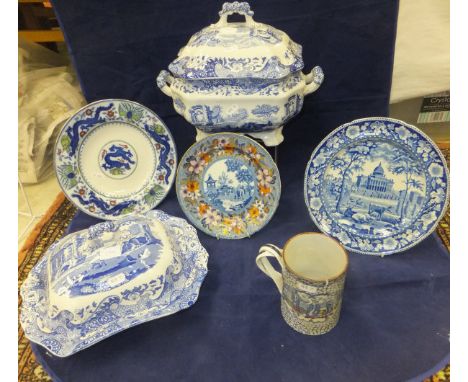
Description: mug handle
xmin=256 ymin=244 xmax=285 ymax=294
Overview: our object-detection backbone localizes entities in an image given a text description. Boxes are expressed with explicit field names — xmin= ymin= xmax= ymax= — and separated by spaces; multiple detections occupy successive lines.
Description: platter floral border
xmin=176 ymin=133 xmax=281 ymax=239
xmin=20 ymin=210 xmax=208 ymax=357
xmin=54 ymin=99 xmax=177 ymax=220
xmin=304 ymin=117 xmax=449 ymax=255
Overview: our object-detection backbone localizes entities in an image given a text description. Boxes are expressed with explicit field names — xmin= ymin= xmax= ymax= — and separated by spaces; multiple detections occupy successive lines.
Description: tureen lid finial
xmin=219 ymin=2 xmax=254 ymax=17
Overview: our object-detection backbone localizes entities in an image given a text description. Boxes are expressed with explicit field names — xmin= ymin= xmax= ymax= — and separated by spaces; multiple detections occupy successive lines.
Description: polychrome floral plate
xmin=304 ymin=117 xmax=449 ymax=255
xmin=20 ymin=210 xmax=208 ymax=357
xmin=176 ymin=133 xmax=281 ymax=239
xmin=54 ymin=99 xmax=177 ymax=220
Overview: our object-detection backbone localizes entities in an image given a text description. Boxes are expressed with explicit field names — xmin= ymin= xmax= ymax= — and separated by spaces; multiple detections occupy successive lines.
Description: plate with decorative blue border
xmin=54 ymin=99 xmax=177 ymax=220
xmin=176 ymin=133 xmax=281 ymax=239
xmin=304 ymin=117 xmax=449 ymax=255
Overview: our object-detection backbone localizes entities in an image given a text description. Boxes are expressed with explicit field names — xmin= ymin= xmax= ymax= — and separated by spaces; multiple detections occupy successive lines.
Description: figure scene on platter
xmin=322 ymin=140 xmax=426 ymax=238
xmin=99 ymin=141 xmax=137 ymax=178
xmin=283 ymin=285 xmax=338 ymax=322
xmin=202 ymin=157 xmax=257 ymax=214
xmin=50 ymin=224 xmax=163 ymax=297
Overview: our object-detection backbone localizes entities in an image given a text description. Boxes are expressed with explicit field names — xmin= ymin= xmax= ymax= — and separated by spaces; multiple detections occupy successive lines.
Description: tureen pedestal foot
xmin=195 ymin=127 xmax=284 ymax=147
xmin=247 ymin=127 xmax=284 ymax=147
xmin=195 ymin=128 xmax=212 ymax=142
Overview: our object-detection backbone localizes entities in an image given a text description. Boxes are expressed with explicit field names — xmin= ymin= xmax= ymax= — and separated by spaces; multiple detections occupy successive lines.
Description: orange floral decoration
xmin=246 ymin=145 xmax=260 ymax=164
xmin=199 ymin=152 xmax=211 ymax=163
xmin=222 ymin=217 xmax=241 ymax=233
xmin=231 ymin=225 xmax=243 ymax=234
xmin=186 ymin=180 xmax=199 ymax=193
xmin=259 ymin=185 xmax=271 ymax=195
xmin=247 ymin=145 xmax=257 ymax=154
xmin=198 ymin=203 xmax=208 ymax=215
xmin=223 ymin=143 xmax=235 ymax=154
xmin=248 ymin=206 xmax=260 ymax=218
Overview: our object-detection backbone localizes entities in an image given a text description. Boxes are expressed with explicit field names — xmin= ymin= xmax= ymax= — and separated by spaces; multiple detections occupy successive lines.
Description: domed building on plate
xmin=340 ymin=163 xmax=424 ymax=221
xmin=355 ymin=163 xmax=395 ymax=195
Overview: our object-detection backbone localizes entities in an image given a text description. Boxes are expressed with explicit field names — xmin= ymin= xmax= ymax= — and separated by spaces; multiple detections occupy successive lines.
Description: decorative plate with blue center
xmin=55 ymin=99 xmax=177 ymax=220
xmin=304 ymin=118 xmax=449 ymax=255
xmin=176 ymin=133 xmax=281 ymax=239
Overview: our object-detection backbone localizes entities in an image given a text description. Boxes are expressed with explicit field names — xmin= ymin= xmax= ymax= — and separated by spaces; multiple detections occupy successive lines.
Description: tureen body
xmin=157 ymin=2 xmax=324 ymax=146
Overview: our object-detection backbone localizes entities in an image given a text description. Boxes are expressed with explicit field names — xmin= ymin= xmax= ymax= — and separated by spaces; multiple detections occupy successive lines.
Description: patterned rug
xmin=18 ymin=147 xmax=450 ymax=381
xmin=423 ymin=147 xmax=450 ymax=382
xmin=18 ymin=193 xmax=76 ymax=382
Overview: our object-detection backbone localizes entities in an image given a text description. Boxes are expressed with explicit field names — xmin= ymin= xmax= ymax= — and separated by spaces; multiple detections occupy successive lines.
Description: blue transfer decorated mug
xmin=256 ymin=233 xmax=348 ymax=335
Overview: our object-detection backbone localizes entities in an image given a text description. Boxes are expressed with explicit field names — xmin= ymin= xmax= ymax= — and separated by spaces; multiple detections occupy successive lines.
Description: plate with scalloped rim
xmin=304 ymin=117 xmax=449 ymax=255
xmin=54 ymin=99 xmax=177 ymax=220
xmin=176 ymin=133 xmax=281 ymax=239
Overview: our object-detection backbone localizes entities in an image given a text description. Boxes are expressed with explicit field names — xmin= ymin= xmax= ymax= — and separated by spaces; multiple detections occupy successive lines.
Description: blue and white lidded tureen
xmin=157 ymin=2 xmax=324 ymax=146
xmin=20 ymin=210 xmax=209 ymax=357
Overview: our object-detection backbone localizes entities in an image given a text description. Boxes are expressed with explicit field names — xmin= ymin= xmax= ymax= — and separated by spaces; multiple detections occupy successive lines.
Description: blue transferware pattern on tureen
xmin=304 ymin=117 xmax=449 ymax=255
xmin=20 ymin=210 xmax=209 ymax=357
xmin=176 ymin=133 xmax=281 ymax=239
xmin=55 ymin=99 xmax=177 ymax=220
xmin=157 ymin=2 xmax=323 ymax=147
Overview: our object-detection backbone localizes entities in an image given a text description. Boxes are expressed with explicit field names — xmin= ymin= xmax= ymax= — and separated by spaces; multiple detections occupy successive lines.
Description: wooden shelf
xmin=19 ymin=0 xmax=61 ymax=42
xmin=18 ymin=29 xmax=64 ymax=42
xmin=19 ymin=0 xmax=51 ymax=5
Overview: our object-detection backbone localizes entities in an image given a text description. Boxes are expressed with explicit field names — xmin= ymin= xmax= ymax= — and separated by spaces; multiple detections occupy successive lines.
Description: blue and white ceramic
xmin=304 ymin=117 xmax=449 ymax=255
xmin=20 ymin=210 xmax=209 ymax=357
xmin=157 ymin=2 xmax=323 ymax=146
xmin=55 ymin=99 xmax=177 ymax=220
xmin=176 ymin=133 xmax=281 ymax=239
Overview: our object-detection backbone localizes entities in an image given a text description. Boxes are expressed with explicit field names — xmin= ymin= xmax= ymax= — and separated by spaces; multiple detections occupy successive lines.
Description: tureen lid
xmin=46 ymin=216 xmax=175 ymax=322
xmin=168 ymin=2 xmax=304 ymax=80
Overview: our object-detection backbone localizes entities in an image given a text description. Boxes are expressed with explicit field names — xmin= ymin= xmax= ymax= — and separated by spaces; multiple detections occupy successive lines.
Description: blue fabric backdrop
xmin=32 ymin=0 xmax=450 ymax=381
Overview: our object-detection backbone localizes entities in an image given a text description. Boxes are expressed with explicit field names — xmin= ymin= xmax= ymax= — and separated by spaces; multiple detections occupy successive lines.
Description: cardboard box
xmin=389 ymin=91 xmax=450 ymax=145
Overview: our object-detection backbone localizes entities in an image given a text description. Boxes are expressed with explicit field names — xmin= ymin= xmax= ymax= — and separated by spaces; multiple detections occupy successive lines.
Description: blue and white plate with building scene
xmin=176 ymin=133 xmax=281 ymax=239
xmin=55 ymin=99 xmax=177 ymax=220
xmin=304 ymin=117 xmax=449 ymax=255
xmin=20 ymin=210 xmax=209 ymax=357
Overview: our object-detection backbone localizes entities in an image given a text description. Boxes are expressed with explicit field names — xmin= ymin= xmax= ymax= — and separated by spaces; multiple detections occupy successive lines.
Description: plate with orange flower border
xmin=176 ymin=133 xmax=281 ymax=239
xmin=54 ymin=99 xmax=177 ymax=220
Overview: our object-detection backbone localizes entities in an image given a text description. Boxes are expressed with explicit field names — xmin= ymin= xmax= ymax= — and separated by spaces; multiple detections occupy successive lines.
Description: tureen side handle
xmin=156 ymin=70 xmax=174 ymax=98
xmin=304 ymin=66 xmax=324 ymax=96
